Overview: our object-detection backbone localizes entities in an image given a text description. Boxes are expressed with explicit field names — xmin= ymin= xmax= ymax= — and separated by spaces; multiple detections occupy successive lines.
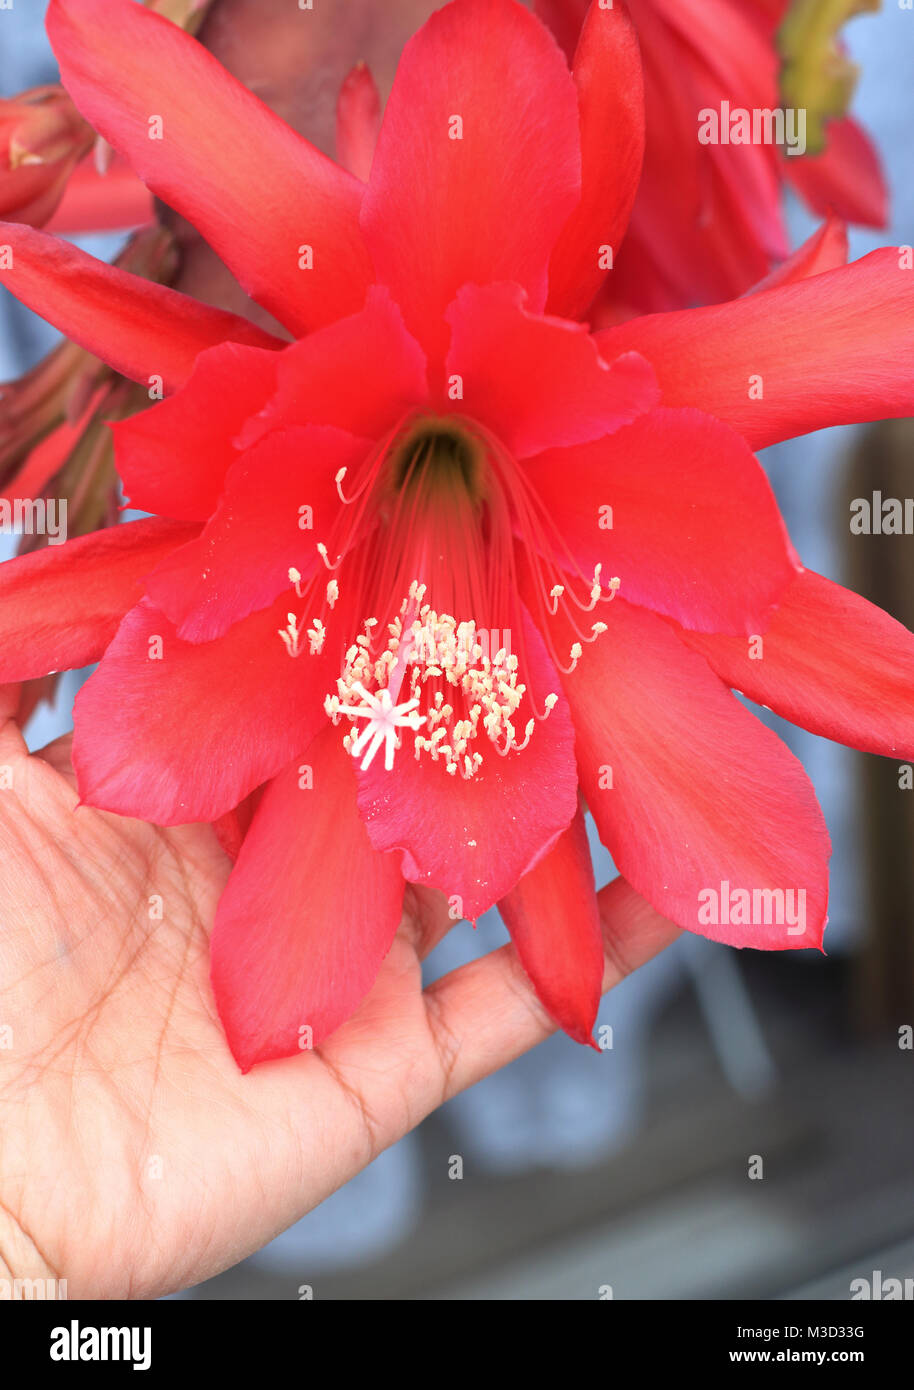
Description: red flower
xmin=537 ymin=0 xmax=888 ymax=313
xmin=0 ymin=85 xmax=95 ymax=228
xmin=1 ymin=0 xmax=913 ymax=1070
xmin=0 ymin=82 xmax=152 ymax=234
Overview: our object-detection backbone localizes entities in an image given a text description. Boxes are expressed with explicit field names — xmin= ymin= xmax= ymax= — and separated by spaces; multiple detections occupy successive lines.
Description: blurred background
xmin=1 ymin=0 xmax=913 ymax=1300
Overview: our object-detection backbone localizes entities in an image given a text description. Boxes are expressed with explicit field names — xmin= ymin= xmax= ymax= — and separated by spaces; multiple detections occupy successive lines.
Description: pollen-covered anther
xmin=279 ymin=611 xmax=327 ymax=658
xmin=579 ymin=564 xmax=621 ymax=611
xmin=589 ymin=563 xmax=604 ymax=606
xmin=317 ymin=540 xmax=342 ymax=570
xmin=279 ymin=612 xmax=302 ymax=659
xmin=561 ymin=572 xmax=620 ymax=669
xmin=334 ymin=467 xmax=353 ymax=503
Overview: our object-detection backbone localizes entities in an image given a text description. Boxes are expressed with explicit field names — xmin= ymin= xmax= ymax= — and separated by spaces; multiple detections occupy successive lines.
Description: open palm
xmin=0 ymin=694 xmax=677 ymax=1298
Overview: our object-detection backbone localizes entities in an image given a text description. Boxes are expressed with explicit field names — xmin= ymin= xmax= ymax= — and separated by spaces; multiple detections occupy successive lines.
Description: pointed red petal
xmin=597 ymin=250 xmax=914 ymax=450
xmin=336 ymin=62 xmax=381 ymax=183
xmin=361 ymin=0 xmax=582 ymax=371
xmin=0 ymin=222 xmax=280 ymax=392
xmin=211 ymin=728 xmax=405 ymax=1071
xmin=72 ymin=597 xmax=332 ymax=824
xmin=112 ymin=341 xmax=281 ymax=521
xmin=522 ymin=407 xmax=797 ymax=633
xmin=785 ymin=116 xmax=888 ymax=230
xmin=48 ymin=0 xmax=372 ymax=334
xmin=355 ymin=608 xmax=578 ymax=921
xmin=681 ymin=568 xmax=914 ymax=759
xmin=446 ymin=281 xmax=657 ymax=458
xmin=499 ymin=804 xmax=603 ymax=1045
xmin=0 ymin=518 xmax=199 ymax=681
xmin=554 ymin=597 xmax=830 ymax=949
xmin=547 ymin=0 xmax=645 ymax=319
xmin=748 ymin=215 xmax=847 ymax=293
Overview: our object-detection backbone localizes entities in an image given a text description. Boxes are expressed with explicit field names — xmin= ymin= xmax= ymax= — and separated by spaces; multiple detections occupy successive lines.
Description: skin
xmin=0 ymin=683 xmax=679 ymax=1298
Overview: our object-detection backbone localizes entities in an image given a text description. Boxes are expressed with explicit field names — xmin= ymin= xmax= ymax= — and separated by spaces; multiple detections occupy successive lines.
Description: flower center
xmin=325 ymin=581 xmax=556 ymax=779
xmin=389 ymin=416 xmax=483 ymax=500
xmin=278 ymin=411 xmax=618 ymax=777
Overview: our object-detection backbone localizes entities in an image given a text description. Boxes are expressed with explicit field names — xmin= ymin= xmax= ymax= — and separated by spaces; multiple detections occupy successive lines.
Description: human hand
xmin=0 ymin=690 xmax=678 ymax=1298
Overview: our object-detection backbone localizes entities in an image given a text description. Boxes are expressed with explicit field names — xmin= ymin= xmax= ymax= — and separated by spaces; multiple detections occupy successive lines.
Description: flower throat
xmin=280 ymin=414 xmax=617 ymax=778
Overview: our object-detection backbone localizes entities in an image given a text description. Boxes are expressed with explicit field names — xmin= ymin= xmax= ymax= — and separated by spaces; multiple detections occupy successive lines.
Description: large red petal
xmin=361 ymin=0 xmax=582 ymax=371
xmin=112 ymin=341 xmax=281 ymax=521
xmin=0 ymin=222 xmax=280 ymax=393
xmin=597 ymin=250 xmax=914 ymax=450
xmin=499 ymin=802 xmax=603 ymax=1044
xmin=238 ymin=286 xmax=428 ymax=450
xmin=47 ymin=0 xmax=372 ymax=335
xmin=0 ymin=518 xmax=198 ymax=681
xmin=144 ymin=426 xmax=366 ymax=642
xmin=558 ymin=597 xmax=830 ymax=949
xmin=680 ymin=568 xmax=914 ymax=759
xmin=546 ymin=0 xmax=645 ymax=320
xmin=72 ymin=596 xmax=332 ymax=824
xmin=522 ymin=407 xmax=797 ymax=633
xmin=445 ymin=282 xmax=657 ymax=458
xmin=211 ymin=727 xmax=405 ymax=1072
xmin=354 ymin=608 xmax=578 ymax=921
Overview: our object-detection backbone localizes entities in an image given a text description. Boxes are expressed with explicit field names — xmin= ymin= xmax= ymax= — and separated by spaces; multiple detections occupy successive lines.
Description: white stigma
xmin=329 ymin=681 xmax=426 ymax=773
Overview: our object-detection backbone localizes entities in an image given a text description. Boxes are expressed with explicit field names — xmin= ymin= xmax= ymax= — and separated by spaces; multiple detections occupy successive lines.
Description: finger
xmin=196 ymin=877 xmax=676 ymax=1287
xmin=596 ymin=875 xmax=682 ymax=992
xmin=32 ymin=731 xmax=78 ymax=785
xmin=398 ymin=882 xmax=458 ymax=960
xmin=0 ymin=683 xmax=27 ymax=756
xmin=420 ymin=877 xmax=680 ymax=1101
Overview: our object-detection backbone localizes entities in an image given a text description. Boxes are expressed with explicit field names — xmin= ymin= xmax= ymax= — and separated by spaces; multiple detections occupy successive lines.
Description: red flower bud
xmin=0 ymin=85 xmax=94 ymax=227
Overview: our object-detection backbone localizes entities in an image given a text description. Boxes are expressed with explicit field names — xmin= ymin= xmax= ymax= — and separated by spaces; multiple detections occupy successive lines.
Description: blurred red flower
xmin=537 ymin=0 xmax=887 ymax=314
xmin=0 ymin=83 xmax=152 ymax=234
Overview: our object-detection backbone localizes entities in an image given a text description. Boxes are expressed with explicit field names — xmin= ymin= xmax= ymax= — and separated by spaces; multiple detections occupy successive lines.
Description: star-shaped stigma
xmin=336 ymin=682 xmax=427 ymax=772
